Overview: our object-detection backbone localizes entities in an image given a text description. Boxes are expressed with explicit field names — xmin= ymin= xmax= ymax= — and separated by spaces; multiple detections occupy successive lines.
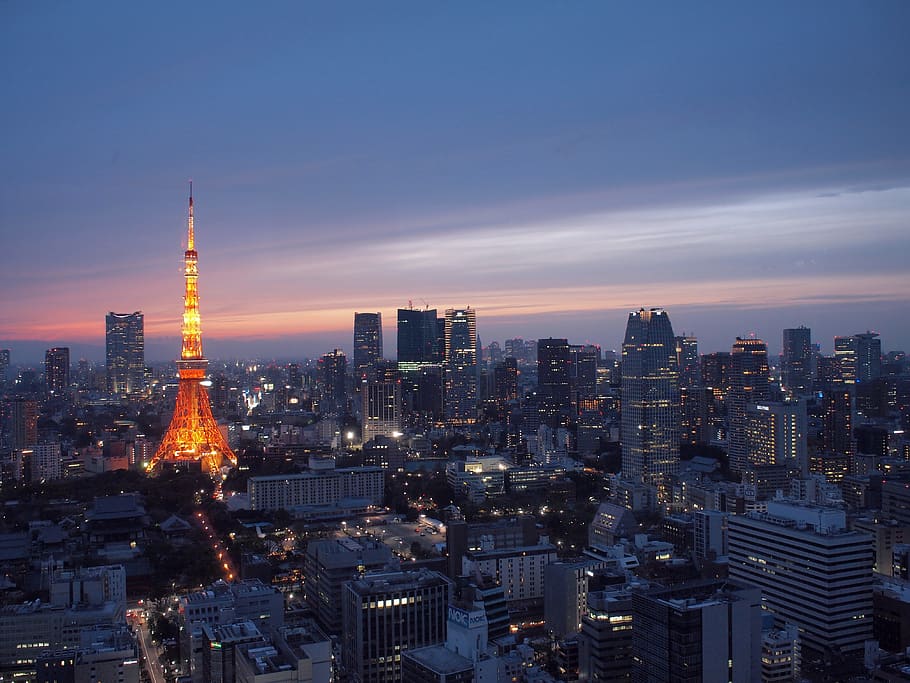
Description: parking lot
xmin=335 ymin=516 xmax=444 ymax=559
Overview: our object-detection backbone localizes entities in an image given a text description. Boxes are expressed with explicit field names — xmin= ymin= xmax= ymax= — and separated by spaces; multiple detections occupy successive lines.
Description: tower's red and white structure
xmin=149 ymin=185 xmax=237 ymax=475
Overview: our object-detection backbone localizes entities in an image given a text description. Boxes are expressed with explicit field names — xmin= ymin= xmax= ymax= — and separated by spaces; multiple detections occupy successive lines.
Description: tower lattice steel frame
xmin=148 ymin=185 xmax=237 ymax=475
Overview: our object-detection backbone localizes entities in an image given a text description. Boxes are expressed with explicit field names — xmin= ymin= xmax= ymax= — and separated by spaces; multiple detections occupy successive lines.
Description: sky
xmin=2 ymin=2 xmax=909 ymax=364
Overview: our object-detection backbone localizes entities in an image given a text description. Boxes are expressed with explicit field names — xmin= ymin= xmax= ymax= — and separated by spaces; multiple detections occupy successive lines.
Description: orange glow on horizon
xmin=5 ymin=271 xmax=904 ymax=345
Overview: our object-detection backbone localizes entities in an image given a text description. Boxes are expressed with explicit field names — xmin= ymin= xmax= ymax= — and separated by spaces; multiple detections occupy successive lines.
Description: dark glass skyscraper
xmin=44 ymin=347 xmax=70 ymax=397
xmin=728 ymin=337 xmax=770 ymax=472
xmin=397 ymin=307 xmax=444 ymax=421
xmin=781 ymin=326 xmax=813 ymax=395
xmin=538 ymin=338 xmax=571 ymax=427
xmin=397 ymin=307 xmax=440 ymax=366
xmin=317 ymin=349 xmax=348 ymax=416
xmin=105 ymin=311 xmax=145 ymax=396
xmin=0 ymin=349 xmax=9 ymax=386
xmin=621 ymin=308 xmax=679 ymax=483
xmin=352 ymin=312 xmax=383 ymax=380
xmin=569 ymin=343 xmax=599 ymax=408
xmin=674 ymin=335 xmax=699 ymax=389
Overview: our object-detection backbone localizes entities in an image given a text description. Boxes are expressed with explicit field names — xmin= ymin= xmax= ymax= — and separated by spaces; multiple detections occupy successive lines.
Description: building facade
xmin=621 ymin=308 xmax=680 ymax=484
xmin=631 ymin=579 xmax=762 ymax=683
xmin=248 ymin=466 xmax=384 ymax=512
xmin=727 ymin=337 xmax=770 ymax=472
xmin=781 ymin=327 xmax=813 ymax=396
xmin=835 ymin=331 xmax=881 ymax=385
xmin=444 ymin=308 xmax=478 ymax=424
xmin=341 ymin=569 xmax=452 ymax=683
xmin=727 ymin=501 xmax=873 ymax=655
xmin=353 ymin=312 xmax=383 ymax=381
xmin=44 ymin=347 xmax=69 ymax=397
xmin=105 ymin=311 xmax=145 ymax=396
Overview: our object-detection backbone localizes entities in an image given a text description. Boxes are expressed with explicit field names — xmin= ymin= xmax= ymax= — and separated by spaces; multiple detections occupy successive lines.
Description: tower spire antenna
xmin=187 ymin=179 xmax=195 ymax=251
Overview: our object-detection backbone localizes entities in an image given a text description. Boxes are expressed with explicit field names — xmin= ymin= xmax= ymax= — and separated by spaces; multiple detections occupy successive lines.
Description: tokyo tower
xmin=148 ymin=185 xmax=237 ymax=475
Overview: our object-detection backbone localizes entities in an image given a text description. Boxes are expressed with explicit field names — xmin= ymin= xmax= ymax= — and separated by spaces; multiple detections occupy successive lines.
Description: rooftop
xmin=404 ymin=644 xmax=475 ymax=674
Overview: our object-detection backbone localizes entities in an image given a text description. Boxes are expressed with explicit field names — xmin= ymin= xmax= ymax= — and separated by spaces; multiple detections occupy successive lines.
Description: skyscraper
xmin=444 ymin=308 xmax=477 ymax=424
xmin=538 ymin=338 xmax=571 ymax=428
xmin=781 ymin=326 xmax=813 ymax=395
xmin=149 ymin=186 xmax=237 ymax=475
xmin=397 ymin=307 xmax=440 ymax=366
xmin=821 ymin=387 xmax=855 ymax=458
xmin=317 ymin=349 xmax=348 ymax=416
xmin=44 ymin=347 xmax=70 ymax=397
xmin=674 ymin=334 xmax=699 ymax=388
xmin=727 ymin=337 xmax=770 ymax=473
xmin=353 ymin=312 xmax=383 ymax=380
xmin=397 ymin=307 xmax=444 ymax=421
xmin=493 ymin=357 xmax=519 ymax=409
xmin=835 ymin=331 xmax=882 ymax=384
xmin=105 ymin=311 xmax=145 ymax=396
xmin=569 ymin=343 xmax=599 ymax=409
xmin=10 ymin=397 xmax=38 ymax=450
xmin=0 ymin=349 xmax=9 ymax=386
xmin=621 ymin=308 xmax=680 ymax=484
xmin=362 ymin=365 xmax=401 ymax=444
xmin=744 ymin=400 xmax=808 ymax=473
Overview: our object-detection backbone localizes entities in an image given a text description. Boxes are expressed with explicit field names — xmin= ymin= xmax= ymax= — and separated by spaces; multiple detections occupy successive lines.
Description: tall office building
xmin=444 ymin=308 xmax=477 ymax=424
xmin=744 ymin=400 xmax=808 ymax=472
xmin=493 ymin=357 xmax=519 ymax=418
xmin=727 ymin=501 xmax=873 ymax=656
xmin=44 ymin=347 xmax=70 ymax=397
xmin=317 ymin=350 xmax=348 ymax=416
xmin=674 ymin=335 xmax=699 ymax=388
xmin=538 ymin=338 xmax=571 ymax=428
xmin=701 ymin=351 xmax=732 ymax=399
xmin=362 ymin=368 xmax=401 ymax=444
xmin=727 ymin=337 xmax=770 ymax=473
xmin=10 ymin=397 xmax=38 ymax=450
xmin=821 ymin=388 xmax=855 ymax=458
xmin=397 ymin=307 xmax=443 ymax=420
xmin=781 ymin=327 xmax=813 ymax=396
xmin=835 ymin=331 xmax=882 ymax=385
xmin=304 ymin=538 xmax=397 ymax=636
xmin=105 ymin=311 xmax=145 ymax=396
xmin=621 ymin=308 xmax=680 ymax=484
xmin=569 ymin=343 xmax=599 ymax=408
xmin=397 ymin=307 xmax=440 ymax=366
xmin=0 ymin=349 xmax=9 ymax=385
xmin=341 ymin=569 xmax=452 ymax=683
xmin=632 ymin=579 xmax=762 ymax=683
xmin=353 ymin=312 xmax=383 ymax=380
xmin=579 ymin=586 xmax=635 ymax=682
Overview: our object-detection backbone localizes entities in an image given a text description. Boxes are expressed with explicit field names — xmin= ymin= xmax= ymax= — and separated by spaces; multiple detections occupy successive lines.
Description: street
xmin=133 ymin=611 xmax=166 ymax=683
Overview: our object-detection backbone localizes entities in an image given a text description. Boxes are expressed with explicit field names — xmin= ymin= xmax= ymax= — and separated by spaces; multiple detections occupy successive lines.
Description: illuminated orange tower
xmin=149 ymin=185 xmax=237 ymax=476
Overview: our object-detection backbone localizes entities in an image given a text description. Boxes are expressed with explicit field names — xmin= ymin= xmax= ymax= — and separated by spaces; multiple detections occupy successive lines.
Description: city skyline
xmin=2 ymin=3 xmax=909 ymax=362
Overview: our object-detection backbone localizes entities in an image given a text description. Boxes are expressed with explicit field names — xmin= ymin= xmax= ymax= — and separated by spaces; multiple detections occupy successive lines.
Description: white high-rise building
xmin=728 ymin=500 xmax=873 ymax=656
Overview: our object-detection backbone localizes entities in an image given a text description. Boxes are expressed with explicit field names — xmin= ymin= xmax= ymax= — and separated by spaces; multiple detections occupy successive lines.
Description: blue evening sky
xmin=1 ymin=2 xmax=908 ymax=362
